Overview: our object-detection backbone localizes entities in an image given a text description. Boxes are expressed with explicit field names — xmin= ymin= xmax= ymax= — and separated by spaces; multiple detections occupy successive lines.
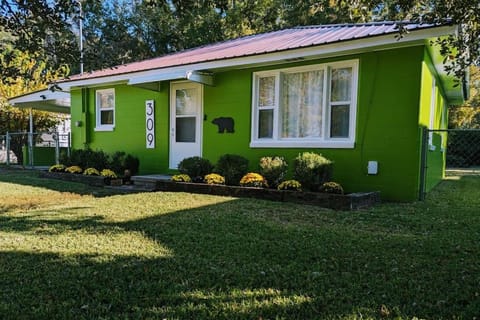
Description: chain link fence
xmin=445 ymin=130 xmax=480 ymax=170
xmin=420 ymin=128 xmax=480 ymax=200
xmin=0 ymin=131 xmax=70 ymax=167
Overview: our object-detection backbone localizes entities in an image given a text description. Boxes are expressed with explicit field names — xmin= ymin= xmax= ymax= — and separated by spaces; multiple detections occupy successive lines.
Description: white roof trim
xmin=58 ymin=25 xmax=457 ymax=91
xmin=127 ymin=71 xmax=186 ymax=85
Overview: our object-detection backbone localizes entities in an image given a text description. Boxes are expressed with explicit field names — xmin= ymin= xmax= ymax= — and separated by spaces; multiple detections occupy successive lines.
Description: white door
xmin=169 ymin=81 xmax=203 ymax=169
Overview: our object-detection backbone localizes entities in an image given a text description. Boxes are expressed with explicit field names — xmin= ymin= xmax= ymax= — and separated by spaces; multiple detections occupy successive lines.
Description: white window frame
xmin=95 ymin=88 xmax=115 ymax=131
xmin=428 ymin=79 xmax=436 ymax=151
xmin=250 ymin=59 xmax=358 ymax=148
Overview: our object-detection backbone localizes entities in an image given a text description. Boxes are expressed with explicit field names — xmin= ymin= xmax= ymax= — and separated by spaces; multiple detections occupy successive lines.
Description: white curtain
xmin=281 ymin=70 xmax=324 ymax=138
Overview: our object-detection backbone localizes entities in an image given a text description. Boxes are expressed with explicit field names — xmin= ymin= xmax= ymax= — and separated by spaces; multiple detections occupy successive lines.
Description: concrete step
xmin=130 ymin=174 xmax=173 ymax=191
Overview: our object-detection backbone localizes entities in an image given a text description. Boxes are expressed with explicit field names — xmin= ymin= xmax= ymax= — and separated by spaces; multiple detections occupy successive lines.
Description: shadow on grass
xmin=0 ymin=168 xmax=121 ymax=197
xmin=1 ymin=198 xmax=479 ymax=319
xmin=0 ymin=212 xmax=103 ymax=234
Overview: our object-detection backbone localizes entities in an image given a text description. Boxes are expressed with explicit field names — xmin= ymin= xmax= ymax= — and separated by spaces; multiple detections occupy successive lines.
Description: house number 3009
xmin=146 ymin=100 xmax=155 ymax=148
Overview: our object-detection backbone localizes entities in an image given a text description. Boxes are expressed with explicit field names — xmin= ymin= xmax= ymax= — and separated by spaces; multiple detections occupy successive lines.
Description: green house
xmin=55 ymin=22 xmax=466 ymax=201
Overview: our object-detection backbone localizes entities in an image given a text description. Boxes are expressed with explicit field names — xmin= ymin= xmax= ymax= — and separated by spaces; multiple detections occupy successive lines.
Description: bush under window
xmin=259 ymin=156 xmax=288 ymax=188
xmin=293 ymin=152 xmax=333 ymax=191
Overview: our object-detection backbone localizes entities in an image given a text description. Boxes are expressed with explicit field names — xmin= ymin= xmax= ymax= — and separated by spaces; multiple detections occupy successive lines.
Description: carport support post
xmin=54 ymin=132 xmax=60 ymax=165
xmin=6 ymin=132 xmax=10 ymax=166
xmin=28 ymin=108 xmax=34 ymax=168
xmin=67 ymin=132 xmax=71 ymax=157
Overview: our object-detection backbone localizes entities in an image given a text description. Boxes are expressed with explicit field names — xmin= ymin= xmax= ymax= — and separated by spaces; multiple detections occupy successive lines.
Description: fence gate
xmin=0 ymin=131 xmax=70 ymax=167
xmin=421 ymin=128 xmax=480 ymax=200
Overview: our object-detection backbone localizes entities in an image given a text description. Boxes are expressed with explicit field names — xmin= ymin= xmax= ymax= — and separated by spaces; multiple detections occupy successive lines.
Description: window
xmin=95 ymin=89 xmax=115 ymax=131
xmin=251 ymin=60 xmax=358 ymax=148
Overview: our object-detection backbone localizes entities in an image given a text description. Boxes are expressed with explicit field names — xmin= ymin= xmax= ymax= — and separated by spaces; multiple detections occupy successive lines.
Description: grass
xmin=0 ymin=168 xmax=479 ymax=319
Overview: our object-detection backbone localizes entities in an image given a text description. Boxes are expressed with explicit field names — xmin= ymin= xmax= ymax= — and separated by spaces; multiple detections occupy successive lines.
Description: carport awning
xmin=8 ymin=88 xmax=70 ymax=114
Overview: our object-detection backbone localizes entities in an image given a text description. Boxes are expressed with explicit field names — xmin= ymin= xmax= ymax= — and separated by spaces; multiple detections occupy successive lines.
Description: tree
xmin=356 ymin=0 xmax=479 ymax=82
xmin=449 ymin=65 xmax=480 ymax=129
xmin=0 ymin=47 xmax=69 ymax=163
xmin=0 ymin=0 xmax=77 ymax=81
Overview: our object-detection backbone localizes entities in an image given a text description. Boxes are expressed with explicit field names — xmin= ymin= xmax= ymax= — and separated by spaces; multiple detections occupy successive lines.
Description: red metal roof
xmin=67 ymin=22 xmax=442 ymax=82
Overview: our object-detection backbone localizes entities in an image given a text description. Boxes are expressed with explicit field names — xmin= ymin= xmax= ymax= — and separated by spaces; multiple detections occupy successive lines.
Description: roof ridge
xmin=292 ymin=21 xmax=417 ymax=29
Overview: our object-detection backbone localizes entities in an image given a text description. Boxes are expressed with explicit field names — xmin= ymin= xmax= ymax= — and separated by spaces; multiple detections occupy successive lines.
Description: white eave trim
xmin=186 ymin=71 xmax=214 ymax=86
xmin=127 ymin=71 xmax=186 ymax=85
xmin=57 ymin=25 xmax=458 ymax=91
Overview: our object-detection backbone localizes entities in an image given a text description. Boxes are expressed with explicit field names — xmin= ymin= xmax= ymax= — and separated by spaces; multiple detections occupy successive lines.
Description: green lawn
xmin=0 ymin=168 xmax=479 ymax=319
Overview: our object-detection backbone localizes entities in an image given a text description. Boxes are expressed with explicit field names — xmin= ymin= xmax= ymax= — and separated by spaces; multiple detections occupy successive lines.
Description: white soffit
xmin=8 ymin=89 xmax=70 ymax=114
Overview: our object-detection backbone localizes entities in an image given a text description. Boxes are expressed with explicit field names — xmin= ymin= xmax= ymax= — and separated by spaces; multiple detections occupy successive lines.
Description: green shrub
xmin=239 ymin=172 xmax=268 ymax=188
xmin=65 ymin=166 xmax=82 ymax=174
xmin=204 ymin=173 xmax=225 ymax=185
xmin=61 ymin=149 xmax=140 ymax=175
xmin=123 ymin=154 xmax=140 ymax=176
xmin=48 ymin=164 xmax=66 ymax=173
xmin=319 ymin=181 xmax=344 ymax=194
xmin=61 ymin=149 xmax=109 ymax=170
xmin=109 ymin=152 xmax=140 ymax=176
xmin=259 ymin=156 xmax=288 ymax=188
xmin=178 ymin=156 xmax=214 ymax=182
xmin=215 ymin=154 xmax=249 ymax=185
xmin=83 ymin=168 xmax=100 ymax=176
xmin=293 ymin=152 xmax=333 ymax=191
xmin=108 ymin=151 xmax=127 ymax=174
xmin=277 ymin=180 xmax=302 ymax=191
xmin=171 ymin=174 xmax=191 ymax=182
xmin=100 ymin=169 xmax=117 ymax=179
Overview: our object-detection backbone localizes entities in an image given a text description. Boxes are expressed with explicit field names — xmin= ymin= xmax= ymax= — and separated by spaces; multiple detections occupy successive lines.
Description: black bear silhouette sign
xmin=212 ymin=117 xmax=235 ymax=133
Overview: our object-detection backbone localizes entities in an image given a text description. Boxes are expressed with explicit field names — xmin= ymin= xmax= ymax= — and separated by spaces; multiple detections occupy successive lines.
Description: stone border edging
xmin=40 ymin=171 xmax=106 ymax=187
xmin=154 ymin=180 xmax=380 ymax=210
xmin=39 ymin=171 xmax=380 ymax=210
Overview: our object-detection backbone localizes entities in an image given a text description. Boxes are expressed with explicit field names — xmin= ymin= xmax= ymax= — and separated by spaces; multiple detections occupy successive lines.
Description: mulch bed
xmin=40 ymin=171 xmax=380 ymax=210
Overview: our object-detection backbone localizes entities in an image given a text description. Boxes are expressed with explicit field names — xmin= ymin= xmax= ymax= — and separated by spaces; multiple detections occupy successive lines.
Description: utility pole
xmin=75 ymin=0 xmax=84 ymax=75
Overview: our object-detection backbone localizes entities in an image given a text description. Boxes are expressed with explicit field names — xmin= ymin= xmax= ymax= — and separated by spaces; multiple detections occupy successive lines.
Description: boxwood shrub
xmin=178 ymin=156 xmax=214 ymax=182
xmin=215 ymin=154 xmax=249 ymax=186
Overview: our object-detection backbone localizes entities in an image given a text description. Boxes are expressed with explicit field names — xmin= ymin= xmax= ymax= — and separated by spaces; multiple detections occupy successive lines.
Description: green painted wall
xmin=71 ymin=84 xmax=170 ymax=173
xmin=202 ymin=46 xmax=425 ymax=201
xmin=419 ymin=49 xmax=449 ymax=192
xmin=71 ymin=45 xmax=430 ymax=201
